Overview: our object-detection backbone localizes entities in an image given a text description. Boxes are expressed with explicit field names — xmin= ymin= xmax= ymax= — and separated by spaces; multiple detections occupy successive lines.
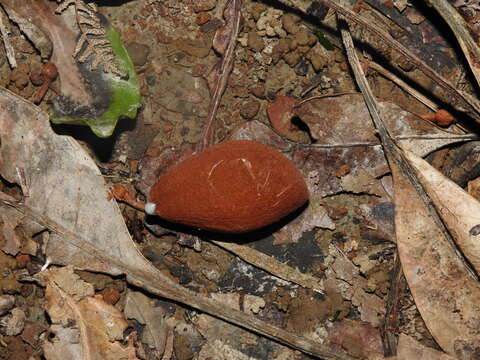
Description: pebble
xmin=196 ymin=12 xmax=211 ymax=25
xmin=295 ymin=59 xmax=310 ymax=76
xmin=240 ymin=100 xmax=261 ymax=119
xmin=282 ymin=13 xmax=301 ymax=34
xmin=248 ymin=31 xmax=265 ymax=52
xmin=250 ymin=83 xmax=266 ymax=99
xmin=193 ymin=0 xmax=216 ymax=13
xmin=126 ymin=42 xmax=150 ymax=66
xmin=306 ymin=43 xmax=329 ymax=72
xmin=250 ymin=3 xmax=267 ymax=21
xmin=294 ymin=28 xmax=317 ymax=47
xmin=284 ymin=51 xmax=301 ymax=67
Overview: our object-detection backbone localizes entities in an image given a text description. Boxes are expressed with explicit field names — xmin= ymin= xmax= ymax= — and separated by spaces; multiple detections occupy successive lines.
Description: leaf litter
xmin=2 ymin=0 xmax=480 ymax=359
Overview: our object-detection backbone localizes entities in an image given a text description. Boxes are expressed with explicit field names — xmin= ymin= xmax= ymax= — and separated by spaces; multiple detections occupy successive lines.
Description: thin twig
xmin=0 ymin=6 xmax=16 ymax=68
xmin=427 ymin=0 xmax=480 ymax=89
xmin=201 ymin=0 xmax=243 ymax=150
xmin=368 ymin=62 xmax=438 ymax=112
xmin=277 ymin=0 xmax=480 ymax=122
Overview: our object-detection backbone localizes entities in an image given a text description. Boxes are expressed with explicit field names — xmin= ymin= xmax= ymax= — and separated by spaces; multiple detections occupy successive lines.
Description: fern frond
xmin=56 ymin=0 xmax=127 ymax=78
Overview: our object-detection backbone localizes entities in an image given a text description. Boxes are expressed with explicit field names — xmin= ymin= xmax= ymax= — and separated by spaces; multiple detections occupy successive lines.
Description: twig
xmin=368 ymin=62 xmax=439 ymax=112
xmin=427 ymin=0 xmax=480 ymax=89
xmin=276 ymin=0 xmax=480 ymax=122
xmin=0 ymin=198 xmax=354 ymax=360
xmin=200 ymin=0 xmax=243 ymax=150
xmin=0 ymin=6 xmax=16 ymax=68
xmin=212 ymin=240 xmax=325 ymax=294
xmin=382 ymin=253 xmax=405 ymax=356
xmin=337 ymin=15 xmax=479 ymax=281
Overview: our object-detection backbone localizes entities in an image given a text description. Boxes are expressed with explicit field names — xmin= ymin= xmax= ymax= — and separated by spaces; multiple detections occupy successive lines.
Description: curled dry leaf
xmin=392 ymin=154 xmax=480 ymax=357
xmin=402 ymin=150 xmax=480 ymax=273
xmin=37 ymin=267 xmax=138 ymax=360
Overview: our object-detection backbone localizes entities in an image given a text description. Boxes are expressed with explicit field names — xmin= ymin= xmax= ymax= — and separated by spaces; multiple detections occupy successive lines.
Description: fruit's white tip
xmin=145 ymin=202 xmax=156 ymax=215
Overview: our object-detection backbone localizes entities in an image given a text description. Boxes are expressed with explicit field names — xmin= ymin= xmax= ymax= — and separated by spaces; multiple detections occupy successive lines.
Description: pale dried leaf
xmin=40 ymin=267 xmax=138 ymax=360
xmin=403 ymin=150 xmax=480 ymax=273
xmin=392 ymin=156 xmax=480 ymax=357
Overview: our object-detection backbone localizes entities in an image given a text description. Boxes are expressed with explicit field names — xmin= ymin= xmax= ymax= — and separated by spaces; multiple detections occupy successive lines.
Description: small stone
xmin=250 ymin=83 xmax=266 ymax=99
xmin=199 ymin=18 xmax=223 ymax=33
xmin=306 ymin=43 xmax=329 ymax=72
xmin=282 ymin=13 xmax=301 ymax=34
xmin=240 ymin=100 xmax=261 ymax=119
xmin=294 ymin=59 xmax=310 ymax=76
xmin=126 ymin=42 xmax=150 ymax=67
xmin=163 ymin=123 xmax=174 ymax=132
xmin=251 ymin=3 xmax=267 ymax=21
xmin=294 ymin=28 xmax=317 ymax=47
xmin=193 ymin=0 xmax=216 ymax=13
xmin=336 ymin=164 xmax=351 ymax=177
xmin=271 ymin=38 xmax=290 ymax=63
xmin=101 ymin=287 xmax=121 ymax=305
xmin=283 ymin=51 xmax=302 ymax=67
xmin=196 ymin=12 xmax=211 ymax=25
xmin=248 ymin=31 xmax=265 ymax=52
xmin=9 ymin=62 xmax=30 ymax=89
xmin=176 ymin=37 xmax=212 ymax=58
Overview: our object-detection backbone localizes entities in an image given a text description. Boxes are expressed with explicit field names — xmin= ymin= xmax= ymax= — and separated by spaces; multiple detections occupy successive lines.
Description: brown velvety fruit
xmin=147 ymin=140 xmax=309 ymax=233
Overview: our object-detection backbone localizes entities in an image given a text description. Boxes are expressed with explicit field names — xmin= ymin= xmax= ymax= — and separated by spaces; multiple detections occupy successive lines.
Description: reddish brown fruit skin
xmin=149 ymin=140 xmax=309 ymax=233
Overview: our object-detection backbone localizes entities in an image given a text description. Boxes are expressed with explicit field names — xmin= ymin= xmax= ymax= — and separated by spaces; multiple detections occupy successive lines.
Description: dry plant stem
xmin=0 ymin=199 xmax=354 ymax=360
xmin=368 ymin=62 xmax=439 ymax=112
xmin=382 ymin=253 xmax=404 ymax=356
xmin=338 ymin=17 xmax=479 ymax=281
xmin=427 ymin=0 xmax=480 ymax=89
xmin=279 ymin=0 xmax=480 ymax=122
xmin=0 ymin=7 xmax=16 ymax=68
xmin=212 ymin=240 xmax=325 ymax=293
xmin=200 ymin=0 xmax=242 ymax=150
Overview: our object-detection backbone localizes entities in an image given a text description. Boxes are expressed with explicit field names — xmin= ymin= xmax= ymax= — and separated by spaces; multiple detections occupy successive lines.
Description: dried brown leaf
xmin=294 ymin=94 xmax=472 ymax=156
xmin=124 ymin=290 xmax=168 ymax=356
xmin=392 ymin=154 xmax=480 ymax=357
xmin=39 ymin=267 xmax=138 ymax=360
xmin=403 ymin=150 xmax=480 ymax=273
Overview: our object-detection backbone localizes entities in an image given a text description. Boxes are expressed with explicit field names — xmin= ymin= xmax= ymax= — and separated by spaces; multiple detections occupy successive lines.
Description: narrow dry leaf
xmin=392 ymin=157 xmax=480 ymax=357
xmin=38 ymin=266 xmax=138 ymax=360
xmin=402 ymin=150 xmax=480 ymax=273
xmin=396 ymin=334 xmax=456 ymax=360
xmin=124 ymin=290 xmax=168 ymax=356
